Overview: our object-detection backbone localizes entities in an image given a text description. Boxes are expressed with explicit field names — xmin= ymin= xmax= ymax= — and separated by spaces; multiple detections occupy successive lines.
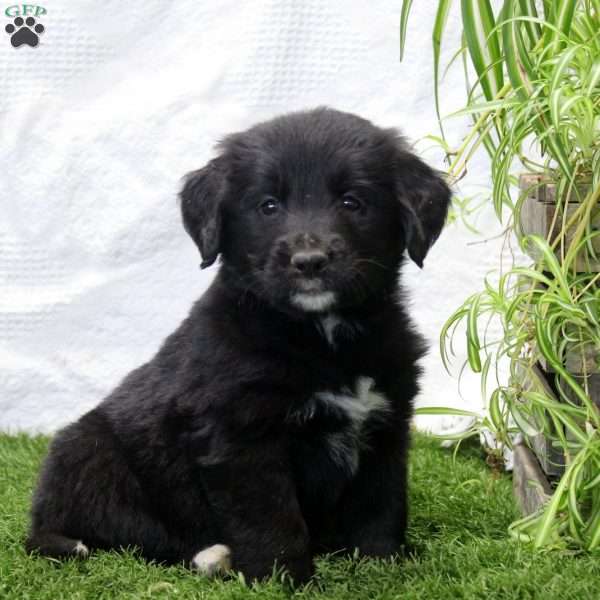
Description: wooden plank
xmin=513 ymin=443 xmax=552 ymax=515
xmin=539 ymin=347 xmax=598 ymax=376
xmin=517 ymin=362 xmax=600 ymax=471
xmin=519 ymin=174 xmax=600 ymax=272
xmin=516 ymin=270 xmax=600 ymax=377
xmin=516 ymin=362 xmax=566 ymax=477
xmin=556 ymin=372 xmax=600 ymax=411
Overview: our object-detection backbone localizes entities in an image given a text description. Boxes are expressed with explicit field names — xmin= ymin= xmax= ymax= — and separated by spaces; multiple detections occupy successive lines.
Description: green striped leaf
xmin=461 ymin=0 xmax=504 ymax=100
xmin=521 ymin=235 xmax=571 ymax=299
xmin=399 ymin=0 xmax=414 ymax=60
xmin=467 ymin=294 xmax=482 ymax=372
xmin=414 ymin=407 xmax=480 ymax=417
xmin=585 ymin=57 xmax=600 ymax=95
xmin=518 ymin=0 xmax=542 ymax=45
xmin=445 ymin=98 xmax=520 ymax=117
xmin=501 ymin=0 xmax=533 ymax=101
xmin=433 ymin=0 xmax=453 ymax=139
xmin=547 ymin=0 xmax=577 ymax=53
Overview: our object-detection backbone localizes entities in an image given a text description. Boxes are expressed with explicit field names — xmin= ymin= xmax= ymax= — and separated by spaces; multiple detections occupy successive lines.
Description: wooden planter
xmin=513 ymin=443 xmax=552 ymax=516
xmin=519 ymin=173 xmax=600 ymax=272
xmin=514 ymin=363 xmax=566 ymax=478
xmin=513 ymin=175 xmax=600 ymax=514
xmin=512 ymin=360 xmax=600 ymax=515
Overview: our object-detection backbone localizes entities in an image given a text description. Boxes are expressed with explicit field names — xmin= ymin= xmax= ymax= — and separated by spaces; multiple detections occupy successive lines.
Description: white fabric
xmin=0 ymin=1 xmax=512 ymax=433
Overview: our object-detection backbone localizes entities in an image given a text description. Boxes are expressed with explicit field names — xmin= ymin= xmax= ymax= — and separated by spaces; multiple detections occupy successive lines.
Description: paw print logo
xmin=5 ymin=16 xmax=45 ymax=48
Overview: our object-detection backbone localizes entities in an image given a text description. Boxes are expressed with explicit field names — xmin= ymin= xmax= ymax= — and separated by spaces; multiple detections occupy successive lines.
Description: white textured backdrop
xmin=0 ymin=1 xmax=510 ymax=433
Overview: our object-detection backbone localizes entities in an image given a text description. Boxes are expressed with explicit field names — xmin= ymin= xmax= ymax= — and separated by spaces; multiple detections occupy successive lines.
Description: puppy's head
xmin=180 ymin=108 xmax=450 ymax=314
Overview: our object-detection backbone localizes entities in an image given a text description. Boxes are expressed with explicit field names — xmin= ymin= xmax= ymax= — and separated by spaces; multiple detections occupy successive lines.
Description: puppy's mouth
xmin=290 ymin=278 xmax=336 ymax=312
xmin=295 ymin=278 xmax=325 ymax=293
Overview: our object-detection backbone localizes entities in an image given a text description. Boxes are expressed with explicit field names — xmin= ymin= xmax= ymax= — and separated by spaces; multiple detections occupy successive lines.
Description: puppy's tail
xmin=25 ymin=532 xmax=90 ymax=559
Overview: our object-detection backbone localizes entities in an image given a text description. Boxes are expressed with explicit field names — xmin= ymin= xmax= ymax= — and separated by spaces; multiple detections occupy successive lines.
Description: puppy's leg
xmin=199 ymin=438 xmax=312 ymax=584
xmin=334 ymin=426 xmax=410 ymax=558
xmin=26 ymin=413 xmax=194 ymax=565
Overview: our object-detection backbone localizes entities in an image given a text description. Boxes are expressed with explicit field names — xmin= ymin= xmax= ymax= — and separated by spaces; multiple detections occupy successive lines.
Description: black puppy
xmin=26 ymin=107 xmax=450 ymax=583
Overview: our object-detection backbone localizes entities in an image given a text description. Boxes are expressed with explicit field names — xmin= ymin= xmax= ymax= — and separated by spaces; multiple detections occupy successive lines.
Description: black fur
xmin=26 ymin=107 xmax=451 ymax=584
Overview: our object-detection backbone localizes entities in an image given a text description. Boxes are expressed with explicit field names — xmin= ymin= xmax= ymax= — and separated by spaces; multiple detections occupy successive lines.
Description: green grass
xmin=1 ymin=433 xmax=599 ymax=600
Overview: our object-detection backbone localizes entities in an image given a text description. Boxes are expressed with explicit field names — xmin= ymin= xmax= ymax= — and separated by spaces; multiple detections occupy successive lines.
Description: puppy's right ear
xmin=394 ymin=148 xmax=452 ymax=268
xmin=179 ymin=157 xmax=227 ymax=269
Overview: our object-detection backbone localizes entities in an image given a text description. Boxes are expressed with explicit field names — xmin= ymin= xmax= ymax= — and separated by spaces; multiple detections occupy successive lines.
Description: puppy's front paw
xmin=73 ymin=541 xmax=89 ymax=558
xmin=191 ymin=544 xmax=232 ymax=577
xmin=348 ymin=536 xmax=403 ymax=559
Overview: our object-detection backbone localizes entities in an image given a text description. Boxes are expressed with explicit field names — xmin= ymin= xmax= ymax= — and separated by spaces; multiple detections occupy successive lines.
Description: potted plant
xmin=401 ymin=0 xmax=600 ymax=550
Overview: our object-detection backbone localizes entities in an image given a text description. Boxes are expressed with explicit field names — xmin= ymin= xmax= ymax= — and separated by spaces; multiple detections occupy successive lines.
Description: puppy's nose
xmin=291 ymin=249 xmax=328 ymax=276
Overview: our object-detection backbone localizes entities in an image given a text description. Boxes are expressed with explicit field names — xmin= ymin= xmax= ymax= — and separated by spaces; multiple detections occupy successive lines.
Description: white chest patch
xmin=316 ymin=376 xmax=389 ymax=423
xmin=316 ymin=313 xmax=361 ymax=347
xmin=314 ymin=376 xmax=391 ymax=475
xmin=318 ymin=314 xmax=341 ymax=346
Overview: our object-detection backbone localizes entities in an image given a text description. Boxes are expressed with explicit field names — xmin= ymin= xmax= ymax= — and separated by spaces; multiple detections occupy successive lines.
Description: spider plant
xmin=400 ymin=1 xmax=600 ymax=549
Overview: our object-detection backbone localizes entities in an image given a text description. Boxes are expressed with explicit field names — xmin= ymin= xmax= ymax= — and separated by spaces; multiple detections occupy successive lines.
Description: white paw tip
xmin=191 ymin=544 xmax=231 ymax=576
xmin=73 ymin=541 xmax=89 ymax=558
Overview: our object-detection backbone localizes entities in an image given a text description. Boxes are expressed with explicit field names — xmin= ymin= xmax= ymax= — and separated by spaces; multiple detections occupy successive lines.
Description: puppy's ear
xmin=395 ymin=147 xmax=451 ymax=268
xmin=180 ymin=157 xmax=227 ymax=269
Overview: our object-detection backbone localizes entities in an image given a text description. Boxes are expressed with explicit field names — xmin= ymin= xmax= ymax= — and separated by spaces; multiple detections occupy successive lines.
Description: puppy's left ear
xmin=179 ymin=156 xmax=228 ymax=269
xmin=395 ymin=148 xmax=451 ymax=268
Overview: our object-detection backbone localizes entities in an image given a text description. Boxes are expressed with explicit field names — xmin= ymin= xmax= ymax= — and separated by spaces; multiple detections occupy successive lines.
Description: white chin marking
xmin=73 ymin=541 xmax=89 ymax=558
xmin=191 ymin=544 xmax=232 ymax=577
xmin=291 ymin=291 xmax=336 ymax=312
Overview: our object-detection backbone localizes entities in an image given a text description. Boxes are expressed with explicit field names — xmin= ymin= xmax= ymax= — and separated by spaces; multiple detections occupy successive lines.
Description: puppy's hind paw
xmin=191 ymin=544 xmax=231 ymax=577
xmin=25 ymin=533 xmax=90 ymax=560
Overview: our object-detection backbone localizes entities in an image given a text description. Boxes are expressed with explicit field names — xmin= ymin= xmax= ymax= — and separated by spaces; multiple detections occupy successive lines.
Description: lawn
xmin=1 ymin=432 xmax=599 ymax=600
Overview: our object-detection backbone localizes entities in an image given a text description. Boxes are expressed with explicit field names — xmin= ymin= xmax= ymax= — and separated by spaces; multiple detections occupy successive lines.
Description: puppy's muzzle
xmin=278 ymin=233 xmax=347 ymax=311
xmin=291 ymin=249 xmax=328 ymax=277
xmin=281 ymin=233 xmax=346 ymax=269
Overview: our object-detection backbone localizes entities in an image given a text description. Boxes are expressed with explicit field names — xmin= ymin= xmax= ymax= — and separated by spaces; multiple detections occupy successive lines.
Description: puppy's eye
xmin=341 ymin=194 xmax=362 ymax=212
xmin=259 ymin=197 xmax=280 ymax=216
